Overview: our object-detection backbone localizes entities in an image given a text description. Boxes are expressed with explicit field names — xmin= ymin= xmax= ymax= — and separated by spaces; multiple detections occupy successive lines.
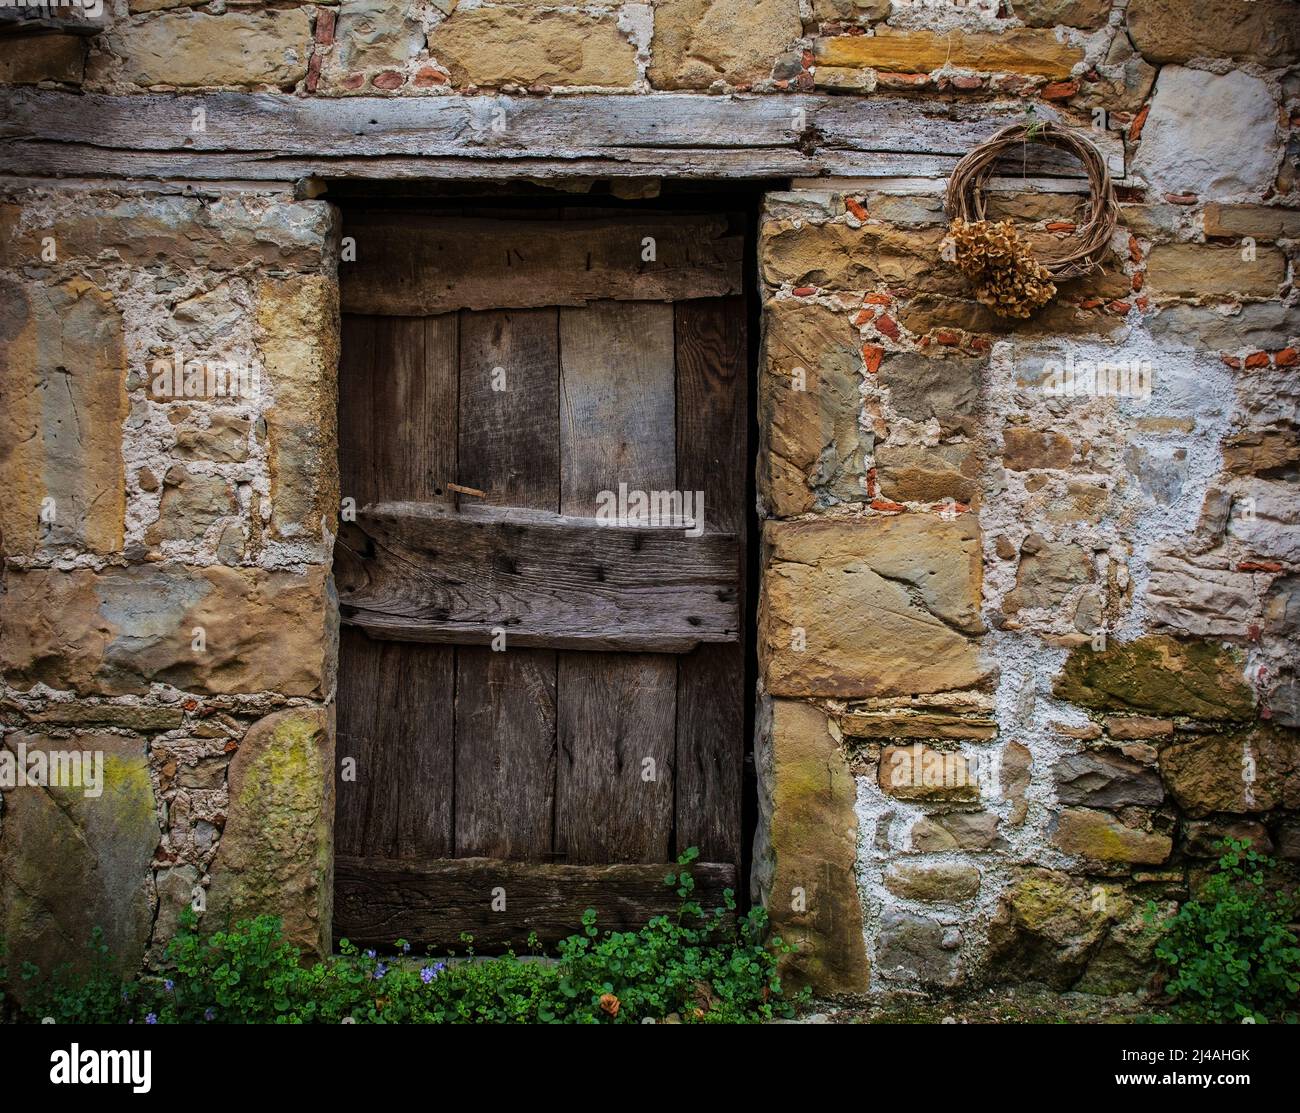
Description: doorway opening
xmin=330 ymin=184 xmax=771 ymax=950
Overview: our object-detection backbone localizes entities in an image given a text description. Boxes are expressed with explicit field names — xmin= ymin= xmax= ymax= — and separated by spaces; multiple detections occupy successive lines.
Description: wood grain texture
xmin=457 ymin=309 xmax=559 ymax=507
xmin=343 ymin=215 xmax=743 ymax=314
xmin=333 ymin=856 xmax=736 ymax=949
xmin=336 ymin=314 xmax=458 ymax=860
xmin=557 ymin=301 xmax=679 ymax=864
xmin=0 ymin=90 xmax=1124 ymax=183
xmin=454 ymin=646 xmax=557 ymax=860
xmin=336 ymin=502 xmax=740 ymax=651
xmin=454 ymin=307 xmax=559 ymax=862
xmin=335 ymin=628 xmax=455 ymax=858
xmin=673 ymin=297 xmax=748 ymax=866
xmin=555 ymin=653 xmax=678 ymax=864
xmin=559 ymin=302 xmax=677 ymax=516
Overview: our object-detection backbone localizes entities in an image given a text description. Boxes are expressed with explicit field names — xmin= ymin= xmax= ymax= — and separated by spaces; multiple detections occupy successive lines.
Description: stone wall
xmin=0 ymin=192 xmax=340 ymax=980
xmin=1 ymin=0 xmax=1298 ymax=996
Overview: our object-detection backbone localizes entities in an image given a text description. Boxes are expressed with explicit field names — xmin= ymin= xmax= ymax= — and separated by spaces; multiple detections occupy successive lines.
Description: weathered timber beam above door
xmin=0 ymin=90 xmax=1125 ymax=183
xmin=341 ymin=213 xmax=744 ymax=314
xmin=336 ymin=503 xmax=741 ymax=653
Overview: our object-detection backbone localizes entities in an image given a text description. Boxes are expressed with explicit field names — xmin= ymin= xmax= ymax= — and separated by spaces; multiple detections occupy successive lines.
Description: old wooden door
xmin=332 ymin=203 xmax=749 ymax=950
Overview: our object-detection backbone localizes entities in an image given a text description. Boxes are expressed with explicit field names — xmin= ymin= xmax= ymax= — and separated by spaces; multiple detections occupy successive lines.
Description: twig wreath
xmin=941 ymin=120 xmax=1119 ymax=319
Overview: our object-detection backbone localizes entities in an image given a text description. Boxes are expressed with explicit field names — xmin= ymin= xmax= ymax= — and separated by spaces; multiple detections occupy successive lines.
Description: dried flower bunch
xmin=943 ymin=217 xmax=1057 ymax=318
xmin=943 ymin=120 xmax=1118 ymax=318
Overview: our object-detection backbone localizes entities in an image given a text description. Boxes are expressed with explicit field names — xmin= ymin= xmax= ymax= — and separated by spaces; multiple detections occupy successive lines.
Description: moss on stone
xmin=1053 ymin=635 xmax=1254 ymax=719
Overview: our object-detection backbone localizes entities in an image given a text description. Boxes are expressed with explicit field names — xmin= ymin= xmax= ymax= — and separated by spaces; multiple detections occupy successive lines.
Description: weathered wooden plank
xmin=333 ymin=857 xmax=735 ymax=949
xmin=337 ymin=315 xmax=377 ymax=505
xmin=0 ymin=89 xmax=1122 ymax=182
xmin=557 ymin=301 xmax=678 ymax=864
xmin=454 ymin=646 xmax=557 ymax=860
xmin=559 ymin=302 xmax=678 ymax=517
xmin=335 ymin=314 xmax=458 ymax=860
xmin=814 ymin=99 xmax=1126 ymax=176
xmin=556 ymin=653 xmax=679 ymax=864
xmin=457 ymin=308 xmax=559 ymax=505
xmin=336 ymin=629 xmax=456 ymax=859
xmin=454 ymin=307 xmax=559 ymax=861
xmin=336 ymin=502 xmax=740 ymax=652
xmin=0 ymin=143 xmax=818 ymax=182
xmin=342 ymin=214 xmax=743 ymax=314
xmin=673 ymin=297 xmax=747 ymax=866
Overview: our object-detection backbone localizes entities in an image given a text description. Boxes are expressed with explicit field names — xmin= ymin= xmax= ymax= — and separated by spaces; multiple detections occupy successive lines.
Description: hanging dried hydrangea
xmin=941 ymin=217 xmax=1057 ymax=319
xmin=942 ymin=120 xmax=1119 ymax=319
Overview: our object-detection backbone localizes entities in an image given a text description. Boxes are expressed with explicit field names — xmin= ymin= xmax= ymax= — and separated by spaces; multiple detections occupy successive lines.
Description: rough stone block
xmin=0 ymin=732 xmax=159 ymax=995
xmin=987 ymin=868 xmax=1116 ymax=989
xmin=762 ymin=515 xmax=988 ymax=698
xmin=1127 ymin=0 xmax=1300 ymax=66
xmin=429 ymin=6 xmax=638 ymax=87
xmin=879 ymin=743 xmax=982 ymax=803
xmin=877 ymin=352 xmax=985 ymax=440
xmin=256 ymin=276 xmax=339 ymax=545
xmin=1160 ymin=726 xmax=1299 ymax=816
xmin=761 ymin=699 xmax=870 ymax=992
xmin=1054 ymin=750 xmax=1164 ymax=808
xmin=760 ymin=220 xmax=958 ymax=293
xmin=1145 ymin=244 xmax=1286 ymax=301
xmin=909 ymin=811 xmax=1005 ymax=852
xmin=874 ymin=908 xmax=961 ymax=987
xmin=883 ymin=861 xmax=981 ymax=902
xmin=93 ymin=9 xmax=312 ymax=89
xmin=1 ymin=565 xmax=335 ymax=699
xmin=1054 ymin=636 xmax=1255 ymax=720
xmin=843 ymin=711 xmax=998 ymax=741
xmin=1002 ymin=427 xmax=1074 ymax=471
xmin=813 ymin=28 xmax=1083 ymax=78
xmin=759 ymin=298 xmax=865 ymax=515
xmin=1012 ymin=0 xmax=1111 ymax=28
xmin=1203 ymin=203 xmax=1300 ymax=242
xmin=204 ymin=707 xmax=334 ymax=958
xmin=650 ymin=0 xmax=802 ymax=90
xmin=0 ymin=278 xmax=127 ymax=557
xmin=0 ymin=33 xmax=86 ymax=84
xmin=1132 ymin=67 xmax=1280 ymax=199
xmin=874 ymin=443 xmax=980 ymax=504
xmin=1051 ymin=807 xmax=1172 ymax=864
xmin=1146 ymin=302 xmax=1300 ymax=354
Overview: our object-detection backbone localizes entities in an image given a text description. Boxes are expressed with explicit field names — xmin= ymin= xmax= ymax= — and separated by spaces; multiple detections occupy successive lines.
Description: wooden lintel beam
xmin=0 ymin=89 xmax=1125 ymax=184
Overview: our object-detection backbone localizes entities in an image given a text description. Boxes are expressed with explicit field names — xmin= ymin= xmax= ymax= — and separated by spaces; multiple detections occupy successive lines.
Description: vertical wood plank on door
xmin=455 ymin=309 xmax=561 ymax=859
xmin=673 ymin=297 xmax=747 ymax=866
xmin=338 ymin=315 xmax=377 ymax=506
xmin=336 ymin=312 xmax=458 ymax=859
xmin=337 ymin=633 xmax=455 ymax=858
xmin=453 ymin=648 xmax=557 ymax=859
xmin=556 ymin=302 xmax=678 ymax=863
xmin=457 ymin=309 xmax=559 ymax=508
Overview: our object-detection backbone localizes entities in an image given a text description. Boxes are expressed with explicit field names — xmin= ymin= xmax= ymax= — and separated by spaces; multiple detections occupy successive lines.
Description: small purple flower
xmin=420 ymin=966 xmax=436 ymax=984
xmin=402 ymin=942 xmax=411 ymax=954
xmin=373 ymin=962 xmax=388 ymax=979
xmin=365 ymin=949 xmax=376 ymax=959
xmin=145 ymin=1013 xmax=157 ymax=1025
xmin=204 ymin=1007 xmax=216 ymax=1022
xmin=164 ymin=979 xmax=175 ymax=992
